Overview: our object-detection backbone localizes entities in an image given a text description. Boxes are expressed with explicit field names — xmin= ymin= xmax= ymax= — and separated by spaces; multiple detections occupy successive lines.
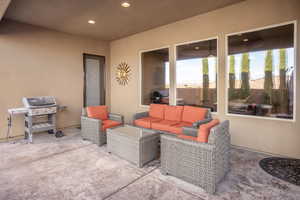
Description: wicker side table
xmin=107 ymin=125 xmax=160 ymax=168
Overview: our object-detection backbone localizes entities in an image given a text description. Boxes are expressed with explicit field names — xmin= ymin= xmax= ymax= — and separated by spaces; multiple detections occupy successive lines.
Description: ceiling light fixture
xmin=194 ymin=46 xmax=200 ymax=50
xmin=121 ymin=1 xmax=130 ymax=8
xmin=88 ymin=20 xmax=96 ymax=24
xmin=243 ymin=38 xmax=249 ymax=42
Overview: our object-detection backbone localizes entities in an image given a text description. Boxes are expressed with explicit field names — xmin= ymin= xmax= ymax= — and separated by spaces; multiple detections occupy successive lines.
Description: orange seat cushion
xmin=197 ymin=119 xmax=220 ymax=143
xmin=134 ymin=117 xmax=161 ymax=129
xmin=101 ymin=120 xmax=122 ymax=131
xmin=167 ymin=122 xmax=193 ymax=135
xmin=175 ymin=122 xmax=193 ymax=127
xmin=164 ymin=106 xmax=183 ymax=122
xmin=152 ymin=120 xmax=178 ymax=132
xmin=178 ymin=135 xmax=198 ymax=141
xmin=149 ymin=104 xmax=167 ymax=119
xmin=87 ymin=106 xmax=108 ymax=120
xmin=182 ymin=106 xmax=207 ymax=123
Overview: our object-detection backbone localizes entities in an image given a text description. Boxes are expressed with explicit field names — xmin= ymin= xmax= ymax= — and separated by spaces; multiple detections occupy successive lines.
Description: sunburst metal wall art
xmin=116 ymin=62 xmax=131 ymax=86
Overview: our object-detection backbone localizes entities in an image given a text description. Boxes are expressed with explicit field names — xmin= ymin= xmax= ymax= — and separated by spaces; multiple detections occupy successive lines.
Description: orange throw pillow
xmin=86 ymin=106 xmax=108 ymax=120
xmin=164 ymin=106 xmax=183 ymax=122
xmin=197 ymin=119 xmax=219 ymax=143
xmin=149 ymin=104 xmax=166 ymax=119
xmin=182 ymin=106 xmax=207 ymax=123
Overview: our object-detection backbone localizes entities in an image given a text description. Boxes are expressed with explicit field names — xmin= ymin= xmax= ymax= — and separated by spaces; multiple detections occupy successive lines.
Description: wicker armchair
xmin=81 ymin=108 xmax=124 ymax=146
xmin=160 ymin=120 xmax=230 ymax=194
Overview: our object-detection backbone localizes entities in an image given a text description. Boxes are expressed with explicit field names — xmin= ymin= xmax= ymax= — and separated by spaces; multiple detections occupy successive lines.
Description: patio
xmin=1 ymin=0 xmax=300 ymax=199
xmin=1 ymin=128 xmax=299 ymax=200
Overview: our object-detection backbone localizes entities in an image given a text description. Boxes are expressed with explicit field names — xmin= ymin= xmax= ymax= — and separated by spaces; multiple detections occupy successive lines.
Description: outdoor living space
xmin=1 ymin=0 xmax=300 ymax=200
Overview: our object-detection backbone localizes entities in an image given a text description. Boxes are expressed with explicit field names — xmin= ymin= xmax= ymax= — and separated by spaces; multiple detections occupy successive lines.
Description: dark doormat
xmin=259 ymin=157 xmax=300 ymax=186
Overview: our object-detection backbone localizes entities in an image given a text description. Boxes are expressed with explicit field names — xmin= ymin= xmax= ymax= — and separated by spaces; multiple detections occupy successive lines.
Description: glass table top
xmin=108 ymin=125 xmax=158 ymax=140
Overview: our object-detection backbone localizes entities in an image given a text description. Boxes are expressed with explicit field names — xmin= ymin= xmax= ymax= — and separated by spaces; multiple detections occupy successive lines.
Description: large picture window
xmin=227 ymin=23 xmax=295 ymax=120
xmin=140 ymin=48 xmax=170 ymax=105
xmin=176 ymin=39 xmax=218 ymax=112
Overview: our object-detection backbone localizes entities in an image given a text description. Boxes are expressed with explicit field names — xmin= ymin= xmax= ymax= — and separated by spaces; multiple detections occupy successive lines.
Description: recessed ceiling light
xmin=121 ymin=2 xmax=130 ymax=8
xmin=88 ymin=20 xmax=96 ymax=24
xmin=243 ymin=38 xmax=249 ymax=42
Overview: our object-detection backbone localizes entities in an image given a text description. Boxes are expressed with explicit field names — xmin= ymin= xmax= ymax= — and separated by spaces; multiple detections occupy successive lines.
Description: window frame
xmin=138 ymin=45 xmax=171 ymax=108
xmin=173 ymin=36 xmax=219 ymax=114
xmin=224 ymin=21 xmax=297 ymax=122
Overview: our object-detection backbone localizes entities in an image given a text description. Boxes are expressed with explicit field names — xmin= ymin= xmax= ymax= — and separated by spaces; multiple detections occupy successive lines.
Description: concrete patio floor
xmin=0 ymin=128 xmax=299 ymax=200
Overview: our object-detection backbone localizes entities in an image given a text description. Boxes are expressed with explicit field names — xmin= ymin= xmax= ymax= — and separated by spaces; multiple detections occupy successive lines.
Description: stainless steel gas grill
xmin=6 ymin=96 xmax=66 ymax=143
xmin=23 ymin=96 xmax=57 ymax=143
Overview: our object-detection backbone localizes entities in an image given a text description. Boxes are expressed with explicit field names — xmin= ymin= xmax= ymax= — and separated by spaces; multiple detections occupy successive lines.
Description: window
xmin=227 ymin=23 xmax=295 ymax=120
xmin=176 ymin=39 xmax=218 ymax=112
xmin=140 ymin=48 xmax=170 ymax=105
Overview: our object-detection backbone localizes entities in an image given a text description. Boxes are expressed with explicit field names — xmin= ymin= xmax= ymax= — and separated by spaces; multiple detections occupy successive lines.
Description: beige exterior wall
xmin=0 ymin=0 xmax=11 ymax=20
xmin=0 ymin=20 xmax=109 ymax=139
xmin=110 ymin=0 xmax=300 ymax=158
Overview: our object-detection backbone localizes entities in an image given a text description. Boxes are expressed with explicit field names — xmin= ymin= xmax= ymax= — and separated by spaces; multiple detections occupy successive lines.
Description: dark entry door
xmin=83 ymin=54 xmax=105 ymax=107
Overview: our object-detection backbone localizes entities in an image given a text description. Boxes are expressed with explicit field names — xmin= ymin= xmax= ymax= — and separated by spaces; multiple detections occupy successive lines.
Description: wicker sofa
xmin=160 ymin=120 xmax=230 ymax=194
xmin=81 ymin=106 xmax=124 ymax=146
xmin=133 ymin=104 xmax=212 ymax=136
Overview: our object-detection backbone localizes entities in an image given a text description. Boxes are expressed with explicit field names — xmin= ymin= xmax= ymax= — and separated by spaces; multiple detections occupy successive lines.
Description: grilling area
xmin=7 ymin=97 xmax=66 ymax=143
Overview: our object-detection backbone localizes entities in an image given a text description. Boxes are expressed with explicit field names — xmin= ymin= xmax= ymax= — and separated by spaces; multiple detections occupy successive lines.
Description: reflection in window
xmin=141 ymin=48 xmax=169 ymax=105
xmin=227 ymin=23 xmax=295 ymax=119
xmin=176 ymin=39 xmax=218 ymax=112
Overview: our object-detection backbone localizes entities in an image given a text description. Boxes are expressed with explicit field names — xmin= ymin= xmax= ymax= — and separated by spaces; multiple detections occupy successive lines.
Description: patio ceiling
xmin=228 ymin=23 xmax=294 ymax=55
xmin=4 ymin=0 xmax=244 ymax=41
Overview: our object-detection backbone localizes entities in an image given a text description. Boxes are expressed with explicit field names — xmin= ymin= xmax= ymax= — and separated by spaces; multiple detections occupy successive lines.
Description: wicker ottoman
xmin=107 ymin=125 xmax=160 ymax=167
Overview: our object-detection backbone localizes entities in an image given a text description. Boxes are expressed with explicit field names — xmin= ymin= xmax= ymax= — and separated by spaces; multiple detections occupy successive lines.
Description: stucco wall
xmin=0 ymin=20 xmax=109 ymax=139
xmin=110 ymin=0 xmax=300 ymax=158
xmin=0 ymin=0 xmax=10 ymax=20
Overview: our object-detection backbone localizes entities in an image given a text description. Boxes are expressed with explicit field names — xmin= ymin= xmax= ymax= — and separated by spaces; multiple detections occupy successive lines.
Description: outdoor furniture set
xmin=80 ymin=104 xmax=231 ymax=194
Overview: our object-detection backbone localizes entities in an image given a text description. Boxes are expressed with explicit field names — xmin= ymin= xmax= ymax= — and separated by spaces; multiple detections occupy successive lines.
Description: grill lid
xmin=23 ymin=96 xmax=57 ymax=108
